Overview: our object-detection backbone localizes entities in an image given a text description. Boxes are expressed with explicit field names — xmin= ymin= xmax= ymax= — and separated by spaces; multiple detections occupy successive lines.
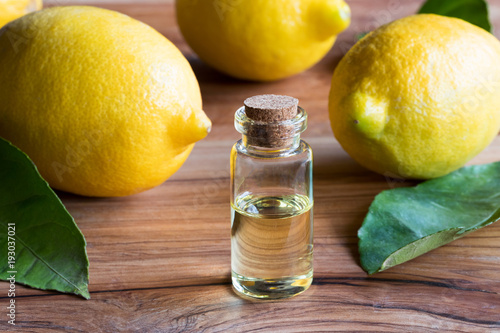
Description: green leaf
xmin=356 ymin=32 xmax=369 ymax=41
xmin=418 ymin=0 xmax=492 ymax=32
xmin=0 ymin=138 xmax=89 ymax=299
xmin=358 ymin=162 xmax=500 ymax=274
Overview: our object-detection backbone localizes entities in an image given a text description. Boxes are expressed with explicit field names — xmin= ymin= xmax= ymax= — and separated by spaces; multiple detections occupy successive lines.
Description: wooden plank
xmin=5 ymin=282 xmax=500 ymax=332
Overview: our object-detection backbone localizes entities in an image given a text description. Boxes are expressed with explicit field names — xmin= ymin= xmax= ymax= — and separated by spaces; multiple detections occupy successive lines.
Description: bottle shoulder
xmin=232 ymin=139 xmax=312 ymax=159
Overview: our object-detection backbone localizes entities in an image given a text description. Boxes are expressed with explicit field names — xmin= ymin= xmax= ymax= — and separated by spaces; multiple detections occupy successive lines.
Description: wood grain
xmin=2 ymin=0 xmax=500 ymax=332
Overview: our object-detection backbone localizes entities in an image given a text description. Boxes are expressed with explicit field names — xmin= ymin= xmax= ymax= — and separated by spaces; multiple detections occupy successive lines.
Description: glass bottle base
xmin=231 ymin=271 xmax=313 ymax=300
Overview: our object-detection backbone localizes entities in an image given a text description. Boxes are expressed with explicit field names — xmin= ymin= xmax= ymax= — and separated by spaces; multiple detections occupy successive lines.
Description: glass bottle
xmin=230 ymin=94 xmax=313 ymax=299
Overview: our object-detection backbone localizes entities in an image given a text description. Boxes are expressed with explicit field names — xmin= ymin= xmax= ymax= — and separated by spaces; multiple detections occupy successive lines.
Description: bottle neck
xmin=234 ymin=105 xmax=308 ymax=155
xmin=241 ymin=133 xmax=301 ymax=154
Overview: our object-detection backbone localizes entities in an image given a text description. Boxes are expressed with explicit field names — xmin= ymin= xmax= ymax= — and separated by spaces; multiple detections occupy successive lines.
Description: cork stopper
xmin=244 ymin=95 xmax=299 ymax=122
xmin=243 ymin=94 xmax=300 ymax=148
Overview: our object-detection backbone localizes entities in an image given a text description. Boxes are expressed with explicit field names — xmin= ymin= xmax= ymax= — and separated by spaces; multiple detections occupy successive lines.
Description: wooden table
xmin=3 ymin=0 xmax=500 ymax=331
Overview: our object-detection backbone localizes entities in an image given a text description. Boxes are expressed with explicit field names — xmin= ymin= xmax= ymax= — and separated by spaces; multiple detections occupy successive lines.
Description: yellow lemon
xmin=176 ymin=0 xmax=350 ymax=81
xmin=0 ymin=0 xmax=41 ymax=27
xmin=329 ymin=14 xmax=500 ymax=179
xmin=0 ymin=6 xmax=211 ymax=197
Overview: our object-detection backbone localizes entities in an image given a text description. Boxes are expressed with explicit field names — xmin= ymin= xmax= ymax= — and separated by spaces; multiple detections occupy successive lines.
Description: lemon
xmin=329 ymin=14 xmax=500 ymax=179
xmin=0 ymin=0 xmax=41 ymax=27
xmin=176 ymin=0 xmax=350 ymax=81
xmin=0 ymin=6 xmax=211 ymax=197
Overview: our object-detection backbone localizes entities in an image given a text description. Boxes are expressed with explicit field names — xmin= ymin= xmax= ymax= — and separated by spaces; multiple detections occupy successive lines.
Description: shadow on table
xmin=312 ymin=147 xmax=403 ymax=267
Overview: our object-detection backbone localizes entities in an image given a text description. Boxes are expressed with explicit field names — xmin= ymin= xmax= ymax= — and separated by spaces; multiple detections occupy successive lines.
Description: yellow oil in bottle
xmin=231 ymin=193 xmax=313 ymax=299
